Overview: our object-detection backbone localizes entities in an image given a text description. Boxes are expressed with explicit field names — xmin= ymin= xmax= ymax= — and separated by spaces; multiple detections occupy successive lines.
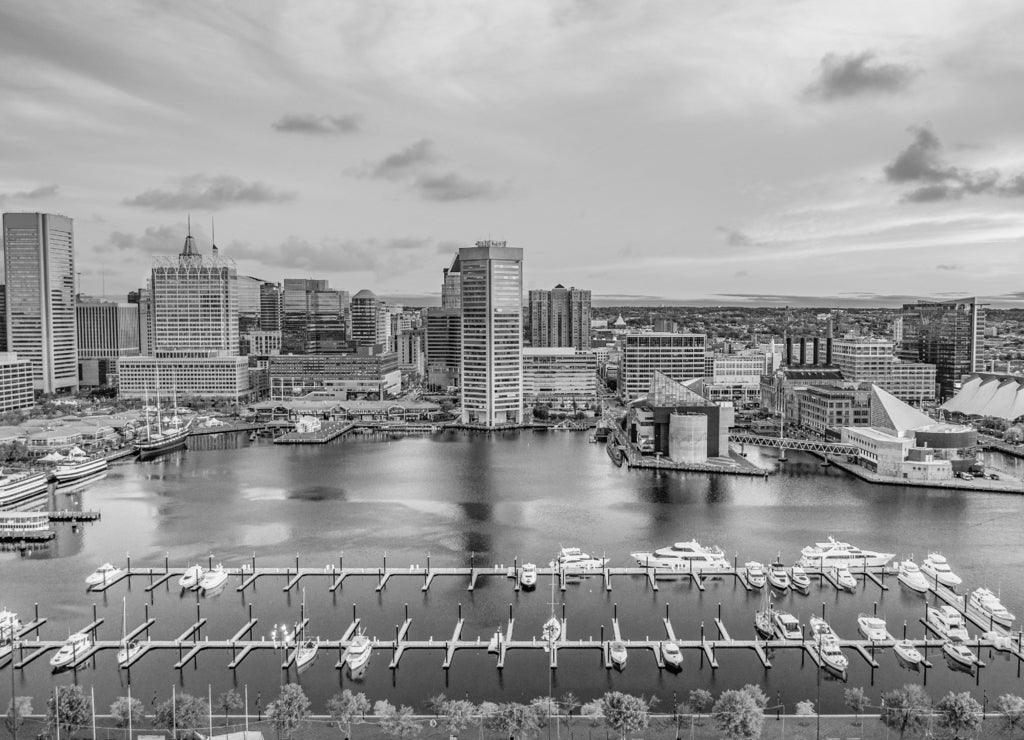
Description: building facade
xmin=350 ymin=289 xmax=387 ymax=348
xmin=899 ymin=298 xmax=984 ymax=400
xmin=268 ymin=352 xmax=400 ymax=400
xmin=619 ymin=333 xmax=706 ymax=402
xmin=831 ymin=337 xmax=936 ymax=404
xmin=0 ymin=352 xmax=35 ymax=412
xmin=522 ymin=348 xmax=597 ymax=407
xmin=281 ymin=278 xmax=348 ymax=354
xmin=441 ymin=254 xmax=461 ymax=309
xmin=528 ymin=285 xmax=591 ymax=350
xmin=424 ymin=307 xmax=461 ymax=390
xmin=117 ymin=355 xmax=254 ymax=401
xmin=77 ymin=299 xmax=141 ymax=359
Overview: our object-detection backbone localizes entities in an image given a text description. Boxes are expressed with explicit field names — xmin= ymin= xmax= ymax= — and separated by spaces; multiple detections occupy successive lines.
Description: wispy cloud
xmin=271 ymin=113 xmax=362 ymax=135
xmin=804 ymin=51 xmax=918 ymax=101
xmin=936 ymin=263 xmax=960 ymax=271
xmin=0 ymin=183 xmax=59 ymax=203
xmin=227 ymin=235 xmax=435 ymax=277
xmin=124 ymin=174 xmax=296 ymax=211
xmin=717 ymin=226 xmax=754 ymax=247
xmin=368 ymin=139 xmax=438 ymax=180
xmin=94 ymin=223 xmax=197 ymax=255
xmin=414 ymin=172 xmax=497 ymax=202
xmin=355 ymin=139 xmax=501 ymax=201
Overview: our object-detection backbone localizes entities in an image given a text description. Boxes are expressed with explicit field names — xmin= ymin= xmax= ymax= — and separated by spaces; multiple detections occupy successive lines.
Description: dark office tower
xmin=281 ymin=278 xmax=348 ymax=353
xmin=259 ymin=282 xmax=283 ymax=331
xmin=899 ymin=297 xmax=985 ymax=400
xmin=424 ymin=307 xmax=462 ymax=389
xmin=442 ymin=253 xmax=461 ymax=309
xmin=0 ymin=284 xmax=6 ymax=353
xmin=528 ymin=285 xmax=591 ymax=350
xmin=351 ymin=289 xmax=387 ymax=348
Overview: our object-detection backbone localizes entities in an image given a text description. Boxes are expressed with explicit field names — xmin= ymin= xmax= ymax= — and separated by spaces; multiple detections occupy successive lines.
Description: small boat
xmin=557 ymin=547 xmax=607 ymax=570
xmin=790 ymin=566 xmax=811 ymax=593
xmin=808 ymin=616 xmax=849 ymax=675
xmin=85 ymin=563 xmax=124 ymax=587
xmin=799 ymin=537 xmax=895 ymax=569
xmin=178 ymin=565 xmax=206 ymax=590
xmin=920 ymin=553 xmax=962 ymax=589
xmin=767 ymin=563 xmax=790 ymax=591
xmin=942 ymin=639 xmax=976 ymax=669
xmin=661 ymin=641 xmax=683 ymax=668
xmin=927 ymin=605 xmax=969 ymax=641
xmin=542 ymin=616 xmax=561 ymax=642
xmin=857 ymin=614 xmax=888 ymax=641
xmin=0 ymin=609 xmax=22 ymax=640
xmin=773 ymin=611 xmax=802 ymax=640
xmin=346 ymin=630 xmax=372 ymax=671
xmin=198 ymin=564 xmax=228 ymax=593
xmin=744 ymin=561 xmax=767 ymax=589
xmin=49 ymin=632 xmax=92 ymax=669
xmin=116 ymin=597 xmax=144 ymax=668
xmin=896 ymin=559 xmax=929 ymax=593
xmin=969 ymin=588 xmax=1016 ymax=630
xmin=610 ymin=640 xmax=627 ymax=669
xmin=893 ymin=639 xmax=924 ymax=669
xmin=487 ymin=630 xmax=500 ymax=653
xmin=294 ymin=638 xmax=319 ymax=671
xmin=520 ymin=563 xmax=537 ymax=589
xmin=834 ymin=566 xmax=857 ymax=592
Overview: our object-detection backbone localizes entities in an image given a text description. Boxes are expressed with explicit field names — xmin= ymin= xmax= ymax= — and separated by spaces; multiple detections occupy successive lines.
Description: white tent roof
xmin=941 ymin=373 xmax=1024 ymax=421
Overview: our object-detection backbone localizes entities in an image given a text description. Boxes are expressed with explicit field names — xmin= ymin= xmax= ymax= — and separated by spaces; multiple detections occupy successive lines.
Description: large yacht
xmin=346 ymin=630 xmax=372 ymax=671
xmin=50 ymin=632 xmax=93 ymax=669
xmin=519 ymin=563 xmax=537 ymax=589
xmin=927 ymin=605 xmax=969 ymax=641
xmin=920 ymin=553 xmax=962 ymax=589
xmin=0 ymin=469 xmax=50 ymax=509
xmin=557 ymin=547 xmax=607 ymax=570
xmin=631 ymin=539 xmax=728 ymax=570
xmin=790 ymin=566 xmax=811 ymax=594
xmin=798 ymin=537 xmax=895 ymax=569
xmin=53 ymin=453 xmax=108 ymax=484
xmin=969 ymin=588 xmax=1016 ymax=629
xmin=0 ymin=512 xmax=51 ymax=537
xmin=767 ymin=563 xmax=791 ymax=591
xmin=808 ymin=616 xmax=849 ymax=675
xmin=744 ymin=561 xmax=767 ymax=589
xmin=896 ymin=559 xmax=930 ymax=593
xmin=857 ymin=614 xmax=888 ymax=641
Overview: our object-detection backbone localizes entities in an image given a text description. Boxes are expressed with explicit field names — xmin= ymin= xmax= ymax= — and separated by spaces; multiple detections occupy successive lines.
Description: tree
xmin=795 ymin=701 xmax=815 ymax=726
xmin=669 ymin=703 xmax=691 ymax=739
xmin=47 ymin=685 xmax=92 ymax=740
xmin=996 ymin=694 xmax=1024 ymax=734
xmin=426 ymin=694 xmax=447 ymax=718
xmin=688 ymin=690 xmax=714 ymax=723
xmin=740 ymin=685 xmax=769 ymax=711
xmin=560 ymin=692 xmax=580 ymax=719
xmin=580 ymin=701 xmax=603 ymax=724
xmin=110 ymin=696 xmax=145 ymax=728
xmin=375 ymin=702 xmax=421 ymax=740
xmin=217 ymin=690 xmax=243 ymax=726
xmin=267 ymin=684 xmax=311 ymax=740
xmin=936 ymin=692 xmax=981 ymax=740
xmin=155 ymin=692 xmax=210 ymax=740
xmin=880 ymin=685 xmax=932 ymax=739
xmin=713 ymin=689 xmax=764 ymax=740
xmin=844 ymin=688 xmax=870 ymax=726
xmin=441 ymin=700 xmax=476 ymax=737
xmin=599 ymin=693 xmax=650 ymax=740
xmin=4 ymin=697 xmax=32 ymax=737
xmin=486 ymin=703 xmax=540 ymax=740
xmin=530 ymin=697 xmax=558 ymax=727
xmin=328 ymin=690 xmax=371 ymax=739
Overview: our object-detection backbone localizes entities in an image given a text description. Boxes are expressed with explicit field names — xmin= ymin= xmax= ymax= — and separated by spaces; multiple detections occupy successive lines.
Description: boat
xmin=754 ymin=588 xmax=776 ymax=639
xmin=969 ymin=588 xmax=1016 ymax=629
xmin=767 ymin=563 xmax=790 ymax=590
xmin=85 ymin=562 xmax=124 ymax=587
xmin=808 ymin=616 xmax=849 ymax=674
xmin=920 ymin=553 xmax=962 ymax=589
xmin=487 ymin=630 xmax=500 ymax=653
xmin=0 ymin=610 xmax=21 ymax=662
xmin=135 ymin=384 xmax=191 ymax=461
xmin=53 ymin=451 xmax=108 ymax=484
xmin=661 ymin=641 xmax=683 ymax=668
xmin=294 ymin=638 xmax=319 ymax=671
xmin=896 ymin=559 xmax=929 ymax=593
xmin=519 ymin=563 xmax=537 ymax=589
xmin=893 ymin=640 xmax=924 ymax=669
xmin=926 ymin=605 xmax=969 ymax=641
xmin=178 ymin=565 xmax=206 ymax=590
xmin=198 ymin=564 xmax=228 ymax=593
xmin=631 ymin=539 xmax=728 ymax=570
xmin=744 ymin=561 xmax=766 ymax=589
xmin=542 ymin=561 xmax=561 ymax=642
xmin=0 ymin=469 xmax=50 ymax=509
xmin=116 ymin=597 xmax=144 ymax=668
xmin=610 ymin=640 xmax=627 ymax=669
xmin=834 ymin=566 xmax=857 ymax=592
xmin=798 ymin=537 xmax=895 ymax=569
xmin=942 ymin=639 xmax=976 ymax=669
xmin=345 ymin=629 xmax=372 ymax=671
xmin=49 ymin=632 xmax=92 ymax=669
xmin=790 ymin=566 xmax=811 ymax=594
xmin=773 ymin=611 xmax=802 ymax=640
xmin=0 ymin=511 xmax=52 ymax=537
xmin=557 ymin=547 xmax=607 ymax=570
xmin=857 ymin=614 xmax=888 ymax=641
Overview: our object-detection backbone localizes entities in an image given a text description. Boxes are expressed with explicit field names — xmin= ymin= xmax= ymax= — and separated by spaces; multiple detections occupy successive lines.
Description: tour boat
xmin=294 ymin=638 xmax=319 ymax=671
xmin=798 ymin=537 xmax=894 ymax=569
xmin=790 ymin=566 xmax=811 ymax=594
xmin=53 ymin=454 xmax=108 ymax=484
xmin=767 ymin=563 xmax=791 ymax=591
xmin=808 ymin=616 xmax=849 ymax=675
xmin=744 ymin=561 xmax=767 ymax=589
xmin=345 ymin=630 xmax=372 ymax=671
xmin=893 ymin=640 xmax=924 ymax=669
xmin=610 ymin=640 xmax=628 ymax=669
xmin=519 ymin=563 xmax=537 ymax=589
xmin=631 ymin=539 xmax=728 ymax=570
xmin=661 ymin=641 xmax=683 ymax=668
xmin=0 ymin=469 xmax=50 ymax=509
xmin=896 ymin=559 xmax=930 ymax=593
xmin=857 ymin=614 xmax=888 ymax=641
xmin=773 ymin=611 xmax=802 ymax=640
xmin=927 ymin=605 xmax=969 ymax=641
xmin=969 ymin=588 xmax=1016 ymax=629
xmin=85 ymin=562 xmax=124 ymax=587
xmin=0 ymin=511 xmax=51 ymax=537
xmin=558 ymin=547 xmax=607 ymax=570
xmin=834 ymin=566 xmax=857 ymax=592
xmin=199 ymin=564 xmax=228 ymax=593
xmin=920 ymin=553 xmax=962 ymax=589
xmin=49 ymin=632 xmax=92 ymax=669
xmin=178 ymin=565 xmax=206 ymax=590
xmin=942 ymin=639 xmax=976 ymax=670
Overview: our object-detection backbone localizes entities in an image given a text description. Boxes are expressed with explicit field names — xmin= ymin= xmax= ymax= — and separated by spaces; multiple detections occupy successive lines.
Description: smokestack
xmin=786 ymin=338 xmax=793 ymax=367
xmin=813 ymin=337 xmax=820 ymax=366
xmin=826 ymin=337 xmax=833 ymax=366
xmin=799 ymin=338 xmax=807 ymax=365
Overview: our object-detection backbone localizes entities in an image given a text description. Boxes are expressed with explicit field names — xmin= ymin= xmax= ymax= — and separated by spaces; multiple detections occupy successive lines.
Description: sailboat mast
xmin=155 ymin=369 xmax=163 ymax=435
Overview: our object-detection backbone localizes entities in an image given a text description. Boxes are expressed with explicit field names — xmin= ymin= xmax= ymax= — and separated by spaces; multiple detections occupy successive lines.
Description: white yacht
xmin=558 ymin=547 xmax=607 ymax=570
xmin=896 ymin=559 xmax=930 ymax=593
xmin=85 ymin=563 xmax=124 ymax=587
xmin=893 ymin=640 xmax=924 ymax=668
xmin=49 ymin=632 xmax=92 ymax=669
xmin=610 ymin=640 xmax=627 ymax=669
xmin=199 ymin=564 xmax=228 ymax=593
xmin=927 ymin=605 xmax=969 ymax=641
xmin=969 ymin=588 xmax=1016 ymax=629
xmin=0 ymin=469 xmax=50 ymax=509
xmin=345 ymin=630 xmax=372 ymax=671
xmin=808 ymin=616 xmax=849 ymax=674
xmin=767 ymin=563 xmax=790 ymax=591
xmin=920 ymin=553 xmax=962 ymax=589
xmin=744 ymin=561 xmax=767 ymax=589
xmin=773 ymin=611 xmax=802 ymax=640
xmin=294 ymin=638 xmax=319 ymax=671
xmin=943 ymin=639 xmax=976 ymax=670
xmin=834 ymin=566 xmax=857 ymax=592
xmin=799 ymin=537 xmax=894 ymax=569
xmin=519 ymin=563 xmax=537 ymax=589
xmin=661 ymin=641 xmax=683 ymax=668
xmin=631 ymin=539 xmax=728 ymax=570
xmin=178 ymin=565 xmax=205 ymax=590
xmin=857 ymin=614 xmax=888 ymax=641
xmin=790 ymin=566 xmax=811 ymax=593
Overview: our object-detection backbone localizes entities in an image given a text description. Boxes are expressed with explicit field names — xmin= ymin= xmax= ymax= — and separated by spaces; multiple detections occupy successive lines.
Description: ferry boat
xmin=53 ymin=454 xmax=108 ymax=484
xmin=0 ymin=469 xmax=50 ymax=509
xmin=0 ymin=511 xmax=51 ymax=537
xmin=557 ymin=547 xmax=607 ymax=570
xmin=345 ymin=630 xmax=372 ymax=671
xmin=610 ymin=640 xmax=628 ymax=669
xmin=631 ymin=539 xmax=728 ymax=570
xmin=49 ymin=632 xmax=93 ymax=669
xmin=942 ymin=639 xmax=976 ymax=670
xmin=857 ymin=614 xmax=888 ymax=641
xmin=969 ymin=587 xmax=1016 ymax=629
xmin=808 ymin=616 xmax=849 ymax=675
xmin=773 ymin=611 xmax=802 ymax=640
xmin=896 ymin=559 xmax=930 ymax=593
xmin=199 ymin=564 xmax=228 ymax=593
xmin=85 ymin=562 xmax=124 ymax=587
xmin=178 ymin=565 xmax=206 ymax=590
xmin=294 ymin=638 xmax=319 ymax=671
xmin=834 ymin=566 xmax=857 ymax=592
xmin=893 ymin=639 xmax=923 ymax=669
xmin=798 ymin=537 xmax=895 ymax=570
xmin=661 ymin=641 xmax=683 ymax=668
xmin=519 ymin=563 xmax=537 ymax=589
xmin=920 ymin=553 xmax=962 ymax=589
xmin=767 ymin=563 xmax=791 ymax=591
xmin=790 ymin=566 xmax=811 ymax=593
xmin=927 ymin=605 xmax=969 ymax=641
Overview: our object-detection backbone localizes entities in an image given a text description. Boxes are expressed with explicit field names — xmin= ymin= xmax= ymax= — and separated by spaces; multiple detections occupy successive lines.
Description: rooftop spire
xmin=180 ymin=213 xmax=199 ymax=258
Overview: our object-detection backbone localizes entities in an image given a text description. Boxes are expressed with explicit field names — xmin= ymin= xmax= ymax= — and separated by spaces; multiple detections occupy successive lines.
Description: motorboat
xmin=942 ymin=639 xmax=976 ymax=669
xmin=767 ymin=563 xmax=791 ymax=591
xmin=558 ymin=547 xmax=607 ymax=570
xmin=893 ymin=640 xmax=924 ymax=669
xmin=345 ymin=630 xmax=372 ymax=671
xmin=542 ymin=616 xmax=561 ymax=642
xmin=790 ymin=566 xmax=811 ymax=594
xmin=773 ymin=611 xmax=802 ymax=640
xmin=49 ymin=632 xmax=92 ymax=669
xmin=927 ymin=605 xmax=969 ymax=641
xmin=487 ymin=630 xmax=500 ymax=653
xmin=85 ymin=563 xmax=124 ymax=587
xmin=744 ymin=561 xmax=767 ymax=589
xmin=969 ymin=588 xmax=1016 ymax=629
xmin=631 ymin=539 xmax=728 ymax=570
xmin=984 ymin=630 xmax=1016 ymax=650
xmin=199 ymin=564 xmax=228 ymax=593
xmin=920 ymin=553 xmax=962 ymax=589
xmin=294 ymin=638 xmax=319 ymax=671
xmin=519 ymin=563 xmax=537 ymax=589
xmin=857 ymin=614 xmax=888 ymax=641
xmin=896 ymin=560 xmax=929 ymax=593
xmin=661 ymin=641 xmax=683 ymax=668
xmin=610 ymin=640 xmax=627 ymax=669
xmin=808 ymin=616 xmax=849 ymax=674
xmin=117 ymin=639 xmax=144 ymax=668
xmin=799 ymin=537 xmax=895 ymax=569
xmin=178 ymin=565 xmax=206 ymax=590
xmin=834 ymin=566 xmax=857 ymax=592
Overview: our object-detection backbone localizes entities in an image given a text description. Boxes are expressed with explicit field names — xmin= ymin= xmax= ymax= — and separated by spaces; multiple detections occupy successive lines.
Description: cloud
xmin=124 ymin=174 xmax=296 ymax=210
xmin=94 ymin=223 xmax=196 ymax=255
xmin=0 ymin=183 xmax=59 ymax=202
xmin=435 ymin=240 xmax=465 ymax=254
xmin=717 ymin=226 xmax=753 ymax=246
xmin=936 ymin=264 xmax=960 ymax=271
xmin=271 ymin=113 xmax=361 ymax=135
xmin=414 ymin=172 xmax=497 ymax=202
xmin=369 ymin=139 xmax=438 ymax=180
xmin=804 ymin=51 xmax=917 ymax=101
xmin=227 ymin=235 xmax=435 ymax=277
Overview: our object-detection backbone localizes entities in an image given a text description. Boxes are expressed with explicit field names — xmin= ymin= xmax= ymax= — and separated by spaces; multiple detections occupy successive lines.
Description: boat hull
xmin=897 ymin=573 xmax=930 ymax=593
xmin=53 ymin=459 xmax=108 ymax=483
xmin=0 ymin=473 xmax=50 ymax=509
xmin=136 ymin=433 xmax=188 ymax=461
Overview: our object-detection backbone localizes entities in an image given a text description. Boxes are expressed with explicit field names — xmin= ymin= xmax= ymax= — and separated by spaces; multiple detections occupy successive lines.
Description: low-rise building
xmin=269 ymin=351 xmax=400 ymax=400
xmin=0 ymin=352 xmax=35 ymax=413
xmin=523 ymin=348 xmax=597 ymax=408
xmin=117 ymin=355 xmax=255 ymax=402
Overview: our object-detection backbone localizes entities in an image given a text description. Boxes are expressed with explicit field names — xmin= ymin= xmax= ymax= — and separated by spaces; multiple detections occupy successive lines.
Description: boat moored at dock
xmin=178 ymin=565 xmax=206 ymax=590
xmin=767 ymin=563 xmax=790 ymax=590
xmin=927 ymin=605 xmax=969 ymax=641
xmin=790 ymin=566 xmax=811 ymax=593
xmin=632 ymin=539 xmax=728 ymax=570
xmin=0 ymin=469 xmax=50 ymax=509
xmin=893 ymin=639 xmax=924 ymax=669
xmin=53 ymin=453 xmax=108 ymax=484
xmin=610 ymin=640 xmax=627 ymax=669
xmin=744 ymin=561 xmax=766 ymax=588
xmin=346 ymin=630 xmax=371 ymax=671
xmin=773 ymin=611 xmax=802 ymax=640
xmin=857 ymin=614 xmax=887 ymax=641
xmin=661 ymin=641 xmax=682 ymax=668
xmin=199 ymin=564 xmax=228 ymax=593
xmin=294 ymin=638 xmax=319 ymax=671
xmin=942 ymin=639 xmax=976 ymax=671
xmin=896 ymin=559 xmax=929 ymax=593
xmin=85 ymin=563 xmax=124 ymax=588
xmin=519 ymin=563 xmax=537 ymax=589
xmin=798 ymin=537 xmax=894 ymax=570
xmin=969 ymin=587 xmax=1016 ymax=629
xmin=808 ymin=616 xmax=849 ymax=675
xmin=49 ymin=632 xmax=92 ymax=669
xmin=834 ymin=566 xmax=857 ymax=592
xmin=921 ymin=553 xmax=962 ymax=589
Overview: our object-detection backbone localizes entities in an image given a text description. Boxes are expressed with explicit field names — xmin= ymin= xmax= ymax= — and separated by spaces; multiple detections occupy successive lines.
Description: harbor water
xmin=2 ymin=430 xmax=1023 ymax=712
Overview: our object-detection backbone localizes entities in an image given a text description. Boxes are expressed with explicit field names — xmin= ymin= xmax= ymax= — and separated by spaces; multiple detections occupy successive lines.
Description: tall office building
xmin=0 ymin=285 xmax=7 ymax=352
xmin=460 ymin=240 xmax=524 ymax=426
xmin=77 ymin=297 xmax=141 ymax=386
xmin=619 ymin=333 xmax=706 ymax=402
xmin=281 ymin=278 xmax=348 ymax=353
xmin=528 ymin=285 xmax=591 ymax=350
xmin=2 ymin=212 xmax=78 ymax=392
xmin=830 ymin=337 xmax=935 ymax=404
xmin=260 ymin=282 xmax=283 ymax=332
xmin=899 ymin=298 xmax=984 ymax=400
xmin=351 ymin=289 xmax=387 ymax=348
xmin=442 ymin=254 xmax=461 ymax=309
xmin=424 ymin=307 xmax=462 ymax=389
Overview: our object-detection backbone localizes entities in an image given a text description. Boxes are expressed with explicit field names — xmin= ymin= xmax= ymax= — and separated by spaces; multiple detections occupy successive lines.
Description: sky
xmin=2 ymin=1 xmax=1024 ymax=307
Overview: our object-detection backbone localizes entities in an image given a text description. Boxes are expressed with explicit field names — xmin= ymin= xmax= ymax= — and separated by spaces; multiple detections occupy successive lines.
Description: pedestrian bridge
xmin=729 ymin=433 xmax=857 ymax=456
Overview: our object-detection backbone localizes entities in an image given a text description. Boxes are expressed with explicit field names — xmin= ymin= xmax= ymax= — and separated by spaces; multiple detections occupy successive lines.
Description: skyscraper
xmin=2 ymin=212 xmax=78 ymax=392
xmin=281 ymin=278 xmax=348 ymax=353
xmin=528 ymin=285 xmax=591 ymax=349
xmin=460 ymin=240 xmax=524 ymax=426
xmin=425 ymin=307 xmax=461 ymax=389
xmin=351 ymin=289 xmax=387 ymax=348
xmin=441 ymin=254 xmax=461 ymax=309
xmin=899 ymin=298 xmax=984 ymax=400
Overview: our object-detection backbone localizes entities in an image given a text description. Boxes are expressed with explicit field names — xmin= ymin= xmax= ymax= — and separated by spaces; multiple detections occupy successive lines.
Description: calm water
xmin=2 ymin=431 xmax=1023 ymax=713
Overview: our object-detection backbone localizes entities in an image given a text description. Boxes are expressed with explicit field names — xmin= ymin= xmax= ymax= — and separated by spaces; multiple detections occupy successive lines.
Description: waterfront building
xmin=899 ymin=298 xmax=985 ymax=400
xmin=702 ymin=350 xmax=780 ymax=406
xmin=117 ymin=355 xmax=254 ymax=401
xmin=248 ymin=397 xmax=440 ymax=423
xmin=528 ymin=285 xmax=591 ymax=350
xmin=760 ymin=366 xmax=846 ymax=421
xmin=268 ymin=351 xmax=400 ymax=400
xmin=424 ymin=307 xmax=461 ymax=390
xmin=281 ymin=278 xmax=348 ymax=354
xmin=941 ymin=373 xmax=1024 ymax=421
xmin=441 ymin=253 xmax=461 ymax=309
xmin=522 ymin=348 xmax=597 ymax=408
xmin=0 ymin=352 xmax=35 ymax=413
xmin=619 ymin=332 xmax=706 ymax=402
xmin=351 ymin=289 xmax=387 ymax=348
xmin=2 ymin=212 xmax=78 ymax=392
xmin=795 ymin=382 xmax=872 ymax=437
xmin=459 ymin=240 xmax=524 ymax=427
xmin=830 ymin=336 xmax=936 ymax=404
xmin=76 ymin=297 xmax=140 ymax=387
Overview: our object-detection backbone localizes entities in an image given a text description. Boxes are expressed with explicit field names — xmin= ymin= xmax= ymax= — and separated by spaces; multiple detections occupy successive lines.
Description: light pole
xmin=9 ymin=636 xmax=17 ymax=740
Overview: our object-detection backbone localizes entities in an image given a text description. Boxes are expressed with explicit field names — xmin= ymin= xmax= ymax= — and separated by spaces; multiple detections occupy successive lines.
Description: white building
xmin=117 ymin=355 xmax=254 ymax=401
xmin=523 ymin=348 xmax=597 ymax=407
xmin=831 ymin=337 xmax=936 ymax=404
xmin=619 ymin=332 xmax=706 ymax=402
xmin=0 ymin=352 xmax=35 ymax=412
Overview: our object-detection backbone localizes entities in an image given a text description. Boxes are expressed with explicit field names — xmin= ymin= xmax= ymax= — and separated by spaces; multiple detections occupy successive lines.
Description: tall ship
xmin=631 ymin=539 xmax=729 ymax=570
xmin=135 ymin=386 xmax=191 ymax=461
xmin=798 ymin=537 xmax=895 ymax=569
xmin=0 ymin=469 xmax=50 ymax=510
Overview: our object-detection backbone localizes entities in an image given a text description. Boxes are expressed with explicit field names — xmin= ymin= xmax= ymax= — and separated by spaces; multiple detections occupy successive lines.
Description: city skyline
xmin=2 ymin=2 xmax=1024 ymax=307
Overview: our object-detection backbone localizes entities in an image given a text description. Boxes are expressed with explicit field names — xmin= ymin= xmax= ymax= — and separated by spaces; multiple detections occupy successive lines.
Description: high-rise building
xmin=459 ymin=240 xmax=524 ymax=426
xmin=528 ymin=285 xmax=591 ymax=350
xmin=522 ymin=348 xmax=597 ymax=407
xmin=424 ymin=307 xmax=461 ymax=390
xmin=0 ymin=352 xmax=34 ymax=412
xmin=619 ymin=333 xmax=706 ymax=402
xmin=0 ymin=285 xmax=7 ymax=352
xmin=442 ymin=254 xmax=461 ymax=309
xmin=899 ymin=298 xmax=984 ymax=400
xmin=259 ymin=282 xmax=283 ymax=332
xmin=77 ymin=298 xmax=141 ymax=359
xmin=351 ymin=289 xmax=387 ymax=348
xmin=281 ymin=279 xmax=348 ymax=353
xmin=830 ymin=337 xmax=935 ymax=404
xmin=2 ymin=212 xmax=78 ymax=392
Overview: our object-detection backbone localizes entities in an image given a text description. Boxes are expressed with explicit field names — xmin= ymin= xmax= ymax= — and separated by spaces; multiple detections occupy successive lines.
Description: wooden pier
xmin=47 ymin=510 xmax=101 ymax=522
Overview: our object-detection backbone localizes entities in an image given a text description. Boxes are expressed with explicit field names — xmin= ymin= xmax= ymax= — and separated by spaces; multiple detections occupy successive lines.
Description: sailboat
xmin=293 ymin=589 xmax=319 ymax=672
xmin=542 ymin=560 xmax=561 ymax=643
xmin=135 ymin=376 xmax=190 ymax=460
xmin=116 ymin=597 xmax=143 ymax=668
xmin=754 ymin=588 xmax=775 ymax=639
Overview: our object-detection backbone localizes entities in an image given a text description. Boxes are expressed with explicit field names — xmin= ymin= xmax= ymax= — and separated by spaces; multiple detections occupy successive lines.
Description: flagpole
xmin=128 ymin=685 xmax=133 ymax=740
xmin=244 ymin=685 xmax=249 ymax=733
xmin=55 ymin=686 xmax=60 ymax=740
xmin=91 ymin=686 xmax=97 ymax=740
